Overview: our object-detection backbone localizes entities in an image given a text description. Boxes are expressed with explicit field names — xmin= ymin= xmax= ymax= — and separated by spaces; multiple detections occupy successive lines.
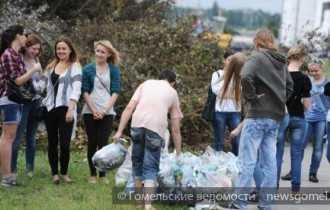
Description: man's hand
xmin=113 ymin=131 xmax=122 ymax=143
xmin=176 ymin=154 xmax=184 ymax=165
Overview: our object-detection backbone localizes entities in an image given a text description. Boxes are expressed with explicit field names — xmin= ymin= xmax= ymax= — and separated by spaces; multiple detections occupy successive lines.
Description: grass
xmin=0 ymin=151 xmax=189 ymax=210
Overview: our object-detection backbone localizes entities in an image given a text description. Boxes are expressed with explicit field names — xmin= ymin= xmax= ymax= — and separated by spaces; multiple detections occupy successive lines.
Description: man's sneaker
xmin=217 ymin=203 xmax=239 ymax=209
xmin=1 ymin=175 xmax=18 ymax=187
xmin=248 ymin=191 xmax=259 ymax=202
xmin=309 ymin=174 xmax=319 ymax=183
xmin=281 ymin=172 xmax=291 ymax=181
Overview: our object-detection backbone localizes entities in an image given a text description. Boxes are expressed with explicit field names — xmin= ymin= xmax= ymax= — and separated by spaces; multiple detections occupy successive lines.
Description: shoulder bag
xmin=6 ymin=77 xmax=37 ymax=104
xmin=202 ymin=71 xmax=220 ymax=121
xmin=33 ymin=73 xmax=60 ymax=122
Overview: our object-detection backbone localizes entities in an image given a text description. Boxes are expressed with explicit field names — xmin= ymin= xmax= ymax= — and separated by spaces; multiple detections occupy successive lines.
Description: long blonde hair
xmin=218 ymin=52 xmax=246 ymax=109
xmin=94 ymin=40 xmax=120 ymax=64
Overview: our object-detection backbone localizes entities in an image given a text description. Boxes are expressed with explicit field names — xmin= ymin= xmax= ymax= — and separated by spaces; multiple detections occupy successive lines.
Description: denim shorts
xmin=0 ymin=103 xmax=22 ymax=124
xmin=130 ymin=127 xmax=164 ymax=185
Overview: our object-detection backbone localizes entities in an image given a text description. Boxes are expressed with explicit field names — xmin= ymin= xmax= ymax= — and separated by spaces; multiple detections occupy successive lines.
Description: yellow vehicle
xmin=202 ymin=32 xmax=232 ymax=49
xmin=217 ymin=33 xmax=232 ymax=49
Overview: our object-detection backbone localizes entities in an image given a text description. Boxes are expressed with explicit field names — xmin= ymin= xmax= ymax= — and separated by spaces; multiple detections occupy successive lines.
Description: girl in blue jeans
xmin=277 ymin=46 xmax=311 ymax=194
xmin=11 ymin=34 xmax=43 ymax=177
xmin=211 ymin=52 xmax=246 ymax=156
xmin=302 ymin=59 xmax=328 ymax=183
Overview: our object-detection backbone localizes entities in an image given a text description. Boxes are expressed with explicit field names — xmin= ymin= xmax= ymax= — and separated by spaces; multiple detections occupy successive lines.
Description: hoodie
xmin=240 ymin=49 xmax=293 ymax=121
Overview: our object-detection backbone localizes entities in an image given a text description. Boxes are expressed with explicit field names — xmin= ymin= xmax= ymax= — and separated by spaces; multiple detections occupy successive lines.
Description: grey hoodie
xmin=241 ymin=49 xmax=293 ymax=121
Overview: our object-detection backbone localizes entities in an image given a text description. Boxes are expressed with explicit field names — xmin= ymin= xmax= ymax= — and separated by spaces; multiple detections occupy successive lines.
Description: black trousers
xmin=83 ymin=114 xmax=113 ymax=177
xmin=45 ymin=106 xmax=74 ymax=175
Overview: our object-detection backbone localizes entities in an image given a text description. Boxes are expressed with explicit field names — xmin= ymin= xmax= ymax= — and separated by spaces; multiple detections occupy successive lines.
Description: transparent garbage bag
xmin=115 ymin=145 xmax=132 ymax=185
xmin=92 ymin=142 xmax=127 ymax=172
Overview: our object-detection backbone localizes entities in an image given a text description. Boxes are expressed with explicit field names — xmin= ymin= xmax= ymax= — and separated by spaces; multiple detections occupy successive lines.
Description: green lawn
xmin=0 ymin=151 xmax=188 ymax=210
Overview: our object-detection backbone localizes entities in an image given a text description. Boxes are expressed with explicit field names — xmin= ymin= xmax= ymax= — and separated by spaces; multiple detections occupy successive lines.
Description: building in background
xmin=280 ymin=0 xmax=330 ymax=47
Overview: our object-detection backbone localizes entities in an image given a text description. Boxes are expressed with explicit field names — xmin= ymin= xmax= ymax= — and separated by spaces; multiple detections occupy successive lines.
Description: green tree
xmin=211 ymin=1 xmax=219 ymax=17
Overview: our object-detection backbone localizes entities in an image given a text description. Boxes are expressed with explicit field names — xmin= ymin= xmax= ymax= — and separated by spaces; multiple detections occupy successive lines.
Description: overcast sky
xmin=175 ymin=0 xmax=283 ymax=14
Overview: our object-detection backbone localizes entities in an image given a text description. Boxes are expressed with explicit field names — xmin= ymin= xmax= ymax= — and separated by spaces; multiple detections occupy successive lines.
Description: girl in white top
xmin=39 ymin=37 xmax=82 ymax=185
xmin=211 ymin=52 xmax=246 ymax=156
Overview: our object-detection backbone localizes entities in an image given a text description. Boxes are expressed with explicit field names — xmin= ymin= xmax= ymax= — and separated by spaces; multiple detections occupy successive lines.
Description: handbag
xmin=202 ymin=71 xmax=220 ymax=121
xmin=6 ymin=78 xmax=37 ymax=104
xmin=33 ymin=74 xmax=60 ymax=122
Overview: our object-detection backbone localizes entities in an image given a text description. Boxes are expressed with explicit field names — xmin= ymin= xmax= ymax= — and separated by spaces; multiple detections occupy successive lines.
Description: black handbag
xmin=33 ymin=105 xmax=47 ymax=122
xmin=6 ymin=78 xmax=37 ymax=104
xmin=202 ymin=87 xmax=217 ymax=121
xmin=202 ymin=71 xmax=220 ymax=121
xmin=33 ymin=75 xmax=59 ymax=122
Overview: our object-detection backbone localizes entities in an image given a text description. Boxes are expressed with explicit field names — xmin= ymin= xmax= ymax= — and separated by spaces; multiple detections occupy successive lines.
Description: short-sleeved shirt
xmin=130 ymin=79 xmax=183 ymax=139
xmin=0 ymin=48 xmax=27 ymax=98
xmin=286 ymin=71 xmax=312 ymax=118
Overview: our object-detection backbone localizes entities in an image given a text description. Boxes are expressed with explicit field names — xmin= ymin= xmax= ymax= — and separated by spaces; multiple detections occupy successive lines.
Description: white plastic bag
xmin=115 ymin=145 xmax=132 ymax=185
xmin=92 ymin=143 xmax=127 ymax=172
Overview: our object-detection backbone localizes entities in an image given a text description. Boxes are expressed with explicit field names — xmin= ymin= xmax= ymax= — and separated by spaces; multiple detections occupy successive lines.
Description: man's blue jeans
xmin=277 ymin=116 xmax=305 ymax=191
xmin=302 ymin=120 xmax=326 ymax=175
xmin=131 ymin=127 xmax=164 ymax=185
xmin=212 ymin=111 xmax=241 ymax=156
xmin=233 ymin=118 xmax=279 ymax=210
xmin=11 ymin=100 xmax=40 ymax=173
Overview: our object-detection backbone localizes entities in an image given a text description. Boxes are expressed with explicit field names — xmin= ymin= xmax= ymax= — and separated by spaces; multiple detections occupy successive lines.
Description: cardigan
xmin=81 ymin=62 xmax=121 ymax=95
xmin=40 ymin=63 xmax=82 ymax=111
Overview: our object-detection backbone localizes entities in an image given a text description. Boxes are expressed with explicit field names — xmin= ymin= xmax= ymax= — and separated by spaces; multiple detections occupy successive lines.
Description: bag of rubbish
xmin=115 ymin=145 xmax=132 ymax=185
xmin=92 ymin=143 xmax=127 ymax=172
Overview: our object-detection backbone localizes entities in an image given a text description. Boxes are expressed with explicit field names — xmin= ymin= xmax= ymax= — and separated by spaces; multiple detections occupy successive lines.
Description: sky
xmin=175 ymin=0 xmax=283 ymax=14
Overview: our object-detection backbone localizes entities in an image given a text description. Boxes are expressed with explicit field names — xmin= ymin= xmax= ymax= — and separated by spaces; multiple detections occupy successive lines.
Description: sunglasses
xmin=309 ymin=58 xmax=324 ymax=65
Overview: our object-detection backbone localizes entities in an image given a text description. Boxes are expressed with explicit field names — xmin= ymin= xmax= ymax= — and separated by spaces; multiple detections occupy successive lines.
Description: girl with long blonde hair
xmin=211 ymin=52 xmax=246 ymax=156
xmin=81 ymin=40 xmax=121 ymax=184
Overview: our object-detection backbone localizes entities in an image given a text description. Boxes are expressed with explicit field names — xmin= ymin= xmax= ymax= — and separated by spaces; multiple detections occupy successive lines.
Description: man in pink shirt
xmin=113 ymin=69 xmax=183 ymax=210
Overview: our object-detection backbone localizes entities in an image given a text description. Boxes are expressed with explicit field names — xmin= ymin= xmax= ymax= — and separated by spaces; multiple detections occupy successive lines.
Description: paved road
xmin=247 ymin=142 xmax=330 ymax=210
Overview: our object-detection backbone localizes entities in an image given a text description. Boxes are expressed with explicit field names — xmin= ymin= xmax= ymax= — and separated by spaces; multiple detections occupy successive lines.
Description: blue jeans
xmin=131 ymin=127 xmax=164 ymax=185
xmin=277 ymin=116 xmax=305 ymax=191
xmin=212 ymin=111 xmax=241 ymax=156
xmin=302 ymin=120 xmax=326 ymax=175
xmin=11 ymin=100 xmax=40 ymax=173
xmin=233 ymin=118 xmax=279 ymax=210
xmin=275 ymin=114 xmax=290 ymax=188
xmin=253 ymin=114 xmax=289 ymax=193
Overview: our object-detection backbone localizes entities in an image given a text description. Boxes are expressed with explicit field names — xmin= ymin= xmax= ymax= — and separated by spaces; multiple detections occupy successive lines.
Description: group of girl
xmin=211 ymin=37 xmax=328 ymax=195
xmin=0 ymin=24 xmax=120 ymax=186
